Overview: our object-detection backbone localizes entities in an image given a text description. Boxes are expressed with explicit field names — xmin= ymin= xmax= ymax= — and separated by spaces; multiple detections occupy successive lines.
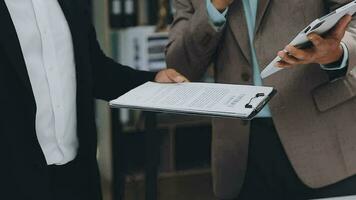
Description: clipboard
xmin=261 ymin=0 xmax=356 ymax=79
xmin=110 ymin=82 xmax=277 ymax=120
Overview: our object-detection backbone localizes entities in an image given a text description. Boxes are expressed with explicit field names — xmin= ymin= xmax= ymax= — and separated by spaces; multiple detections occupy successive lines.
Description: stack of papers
xmin=314 ymin=195 xmax=356 ymax=200
xmin=110 ymin=82 xmax=276 ymax=120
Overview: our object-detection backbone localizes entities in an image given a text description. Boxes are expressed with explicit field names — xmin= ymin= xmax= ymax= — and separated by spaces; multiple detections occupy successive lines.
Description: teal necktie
xmin=242 ymin=0 xmax=271 ymax=117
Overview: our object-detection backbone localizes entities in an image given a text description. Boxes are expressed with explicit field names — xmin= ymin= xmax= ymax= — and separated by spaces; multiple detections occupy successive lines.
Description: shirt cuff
xmin=206 ymin=0 xmax=228 ymax=31
xmin=320 ymin=42 xmax=349 ymax=71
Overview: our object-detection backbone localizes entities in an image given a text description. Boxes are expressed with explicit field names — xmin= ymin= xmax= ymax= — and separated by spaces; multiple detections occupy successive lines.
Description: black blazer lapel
xmin=0 ymin=0 xmax=33 ymax=94
xmin=57 ymin=0 xmax=81 ymax=50
xmin=57 ymin=0 xmax=88 ymax=87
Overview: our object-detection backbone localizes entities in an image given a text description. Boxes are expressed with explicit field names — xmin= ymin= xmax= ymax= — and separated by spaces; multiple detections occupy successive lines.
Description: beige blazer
xmin=166 ymin=0 xmax=356 ymax=199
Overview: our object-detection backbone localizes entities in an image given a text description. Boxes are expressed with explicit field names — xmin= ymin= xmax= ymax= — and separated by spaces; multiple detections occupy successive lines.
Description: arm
xmin=283 ymin=0 xmax=356 ymax=111
xmin=84 ymin=9 xmax=187 ymax=101
xmin=88 ymin=25 xmax=157 ymax=101
xmin=336 ymin=2 xmax=356 ymax=77
xmin=330 ymin=0 xmax=356 ymax=85
xmin=320 ymin=42 xmax=349 ymax=80
xmin=277 ymin=0 xmax=356 ymax=78
xmin=88 ymin=27 xmax=188 ymax=101
xmin=165 ymin=0 xmax=227 ymax=81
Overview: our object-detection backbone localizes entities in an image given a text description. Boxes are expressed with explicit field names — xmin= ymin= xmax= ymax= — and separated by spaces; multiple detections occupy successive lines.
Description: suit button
xmin=241 ymin=73 xmax=251 ymax=82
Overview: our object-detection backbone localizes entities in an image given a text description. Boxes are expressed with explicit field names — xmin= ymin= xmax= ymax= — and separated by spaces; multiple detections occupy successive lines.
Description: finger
xmin=285 ymin=45 xmax=312 ymax=61
xmin=166 ymin=69 xmax=189 ymax=83
xmin=307 ymin=33 xmax=324 ymax=49
xmin=278 ymin=50 xmax=300 ymax=65
xmin=174 ymin=75 xmax=189 ymax=83
xmin=330 ymin=14 xmax=352 ymax=39
xmin=276 ymin=61 xmax=292 ymax=68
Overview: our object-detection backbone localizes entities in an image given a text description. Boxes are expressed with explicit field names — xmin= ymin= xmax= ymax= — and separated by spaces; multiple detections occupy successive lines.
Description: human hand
xmin=155 ymin=69 xmax=189 ymax=83
xmin=276 ymin=15 xmax=352 ymax=68
xmin=211 ymin=0 xmax=234 ymax=12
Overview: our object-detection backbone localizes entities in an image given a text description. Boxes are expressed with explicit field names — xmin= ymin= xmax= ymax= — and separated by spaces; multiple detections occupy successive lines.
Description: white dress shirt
xmin=5 ymin=0 xmax=78 ymax=165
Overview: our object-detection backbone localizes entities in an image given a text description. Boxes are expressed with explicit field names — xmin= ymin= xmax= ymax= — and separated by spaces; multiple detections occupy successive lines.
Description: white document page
xmin=314 ymin=195 xmax=356 ymax=200
xmin=110 ymin=82 xmax=274 ymax=119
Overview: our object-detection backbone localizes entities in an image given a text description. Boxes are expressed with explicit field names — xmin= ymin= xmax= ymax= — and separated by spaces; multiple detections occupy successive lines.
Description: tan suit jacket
xmin=166 ymin=0 xmax=356 ymax=199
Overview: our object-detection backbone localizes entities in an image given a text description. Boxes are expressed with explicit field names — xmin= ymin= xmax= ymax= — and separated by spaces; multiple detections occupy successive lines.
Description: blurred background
xmin=89 ymin=0 xmax=216 ymax=199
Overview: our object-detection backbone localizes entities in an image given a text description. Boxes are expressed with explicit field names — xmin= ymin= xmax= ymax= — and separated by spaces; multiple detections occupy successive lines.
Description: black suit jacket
xmin=0 ymin=0 xmax=155 ymax=199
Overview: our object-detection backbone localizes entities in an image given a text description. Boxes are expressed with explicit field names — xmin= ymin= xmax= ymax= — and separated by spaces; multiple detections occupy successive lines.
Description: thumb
xmin=308 ymin=33 xmax=324 ymax=49
xmin=166 ymin=69 xmax=189 ymax=83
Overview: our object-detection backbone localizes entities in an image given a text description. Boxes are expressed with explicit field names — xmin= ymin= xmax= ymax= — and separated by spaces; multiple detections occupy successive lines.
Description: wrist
xmin=332 ymin=44 xmax=344 ymax=64
xmin=322 ymin=44 xmax=344 ymax=66
xmin=211 ymin=0 xmax=229 ymax=12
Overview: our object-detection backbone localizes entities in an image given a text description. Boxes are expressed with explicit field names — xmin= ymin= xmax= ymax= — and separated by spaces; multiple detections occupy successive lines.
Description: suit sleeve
xmin=165 ymin=0 xmax=226 ymax=81
xmin=327 ymin=0 xmax=356 ymax=76
xmin=342 ymin=17 xmax=356 ymax=77
xmin=88 ymin=25 xmax=156 ymax=101
xmin=311 ymin=0 xmax=356 ymax=112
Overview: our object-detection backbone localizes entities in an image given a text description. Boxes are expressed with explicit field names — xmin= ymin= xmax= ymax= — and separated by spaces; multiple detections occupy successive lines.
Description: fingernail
xmin=278 ymin=51 xmax=284 ymax=57
xmin=174 ymin=76 xmax=184 ymax=83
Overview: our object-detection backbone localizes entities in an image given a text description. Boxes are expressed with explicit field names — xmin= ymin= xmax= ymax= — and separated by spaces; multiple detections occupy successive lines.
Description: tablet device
xmin=261 ymin=1 xmax=356 ymax=79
